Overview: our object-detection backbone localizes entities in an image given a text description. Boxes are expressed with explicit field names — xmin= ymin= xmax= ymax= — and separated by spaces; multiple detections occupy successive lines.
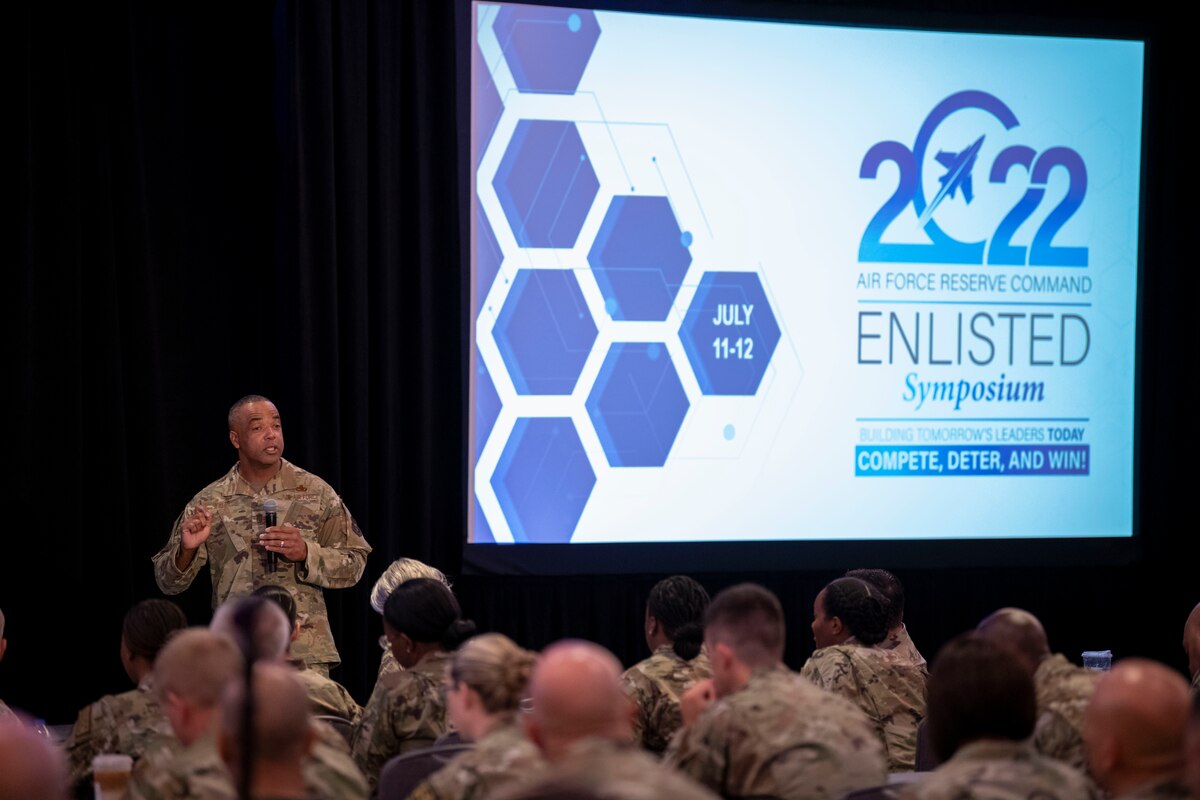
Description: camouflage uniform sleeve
xmin=350 ymin=679 xmax=399 ymax=795
xmin=663 ymin=706 xmax=730 ymax=794
xmin=1033 ymin=709 xmax=1087 ymax=770
xmin=304 ymin=738 xmax=370 ymax=800
xmin=801 ymin=650 xmax=857 ymax=697
xmin=152 ymin=506 xmax=208 ymax=594
xmin=620 ymin=668 xmax=654 ymax=750
xmin=296 ymin=494 xmax=370 ymax=589
xmin=63 ymin=699 xmax=112 ymax=786
xmin=351 ymin=672 xmax=444 ymax=794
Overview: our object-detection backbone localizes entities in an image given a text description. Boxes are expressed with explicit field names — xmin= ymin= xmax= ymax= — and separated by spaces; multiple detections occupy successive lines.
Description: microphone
xmin=263 ymin=498 xmax=277 ymax=573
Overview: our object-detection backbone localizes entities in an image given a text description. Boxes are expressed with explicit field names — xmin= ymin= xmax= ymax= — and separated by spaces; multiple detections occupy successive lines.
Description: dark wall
xmin=4 ymin=0 xmax=1191 ymax=725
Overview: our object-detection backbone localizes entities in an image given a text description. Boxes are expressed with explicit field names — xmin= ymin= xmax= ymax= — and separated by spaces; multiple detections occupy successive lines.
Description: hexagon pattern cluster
xmin=477 ymin=5 xmax=783 ymax=542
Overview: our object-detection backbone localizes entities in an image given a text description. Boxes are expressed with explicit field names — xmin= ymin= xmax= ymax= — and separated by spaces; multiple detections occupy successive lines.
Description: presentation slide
xmin=468 ymin=2 xmax=1144 ymax=544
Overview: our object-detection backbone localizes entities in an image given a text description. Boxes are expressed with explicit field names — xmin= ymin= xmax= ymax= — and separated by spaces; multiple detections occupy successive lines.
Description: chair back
xmin=378 ymin=743 xmax=473 ymax=800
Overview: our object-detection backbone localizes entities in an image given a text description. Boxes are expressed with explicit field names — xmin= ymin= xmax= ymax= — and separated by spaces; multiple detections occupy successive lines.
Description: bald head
xmin=0 ymin=721 xmax=68 ymax=800
xmin=524 ymin=640 xmax=632 ymax=761
xmin=220 ymin=662 xmax=313 ymax=771
xmin=975 ymin=608 xmax=1049 ymax=676
xmin=1183 ymin=603 xmax=1200 ymax=679
xmin=1085 ymin=658 xmax=1190 ymax=794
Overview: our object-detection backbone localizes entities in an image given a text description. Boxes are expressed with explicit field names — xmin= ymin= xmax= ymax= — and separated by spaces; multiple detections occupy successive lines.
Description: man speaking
xmin=153 ymin=395 xmax=371 ymax=675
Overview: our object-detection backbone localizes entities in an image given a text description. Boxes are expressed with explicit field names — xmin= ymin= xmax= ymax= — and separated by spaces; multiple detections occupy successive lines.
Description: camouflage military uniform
xmin=899 ymin=739 xmax=1101 ymax=800
xmin=881 ymin=624 xmax=927 ymax=672
xmin=292 ymin=660 xmax=362 ymax=725
xmin=153 ymin=460 xmax=371 ymax=671
xmin=409 ymin=718 xmax=544 ymax=800
xmin=64 ymin=676 xmax=174 ymax=786
xmin=351 ymin=649 xmax=451 ymax=794
xmin=129 ymin=724 xmax=367 ymax=800
xmin=496 ymin=736 xmax=719 ymax=800
xmin=665 ymin=664 xmax=887 ymax=800
xmin=1032 ymin=653 xmax=1100 ymax=770
xmin=801 ymin=643 xmax=927 ymax=771
xmin=621 ymin=644 xmax=712 ymax=754
xmin=1116 ymin=776 xmax=1191 ymax=800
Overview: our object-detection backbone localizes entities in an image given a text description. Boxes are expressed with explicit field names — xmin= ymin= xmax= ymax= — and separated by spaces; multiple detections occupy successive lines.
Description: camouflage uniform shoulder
xmin=65 ymin=682 xmax=174 ymax=785
xmin=351 ymin=651 xmax=450 ymax=794
xmin=1032 ymin=654 xmax=1099 ymax=769
xmin=293 ymin=664 xmax=362 ymax=726
xmin=667 ymin=665 xmax=887 ymax=800
xmin=305 ymin=728 xmax=369 ymax=800
xmin=421 ymin=720 xmax=543 ymax=800
xmin=901 ymin=739 xmax=1101 ymax=800
xmin=499 ymin=737 xmax=719 ymax=800
xmin=622 ymin=646 xmax=712 ymax=754
xmin=128 ymin=736 xmax=234 ymax=800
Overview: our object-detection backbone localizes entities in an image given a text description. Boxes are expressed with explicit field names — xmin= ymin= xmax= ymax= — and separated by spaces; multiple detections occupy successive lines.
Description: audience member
xmin=368 ymin=558 xmax=451 ymax=688
xmin=410 ymin=633 xmax=544 ymax=800
xmin=846 ymin=568 xmax=926 ymax=670
xmin=352 ymin=577 xmax=476 ymax=793
xmin=63 ymin=598 xmax=188 ymax=788
xmin=976 ymin=607 xmax=1099 ymax=770
xmin=0 ymin=715 xmax=69 ymax=800
xmin=0 ymin=608 xmax=13 ymax=723
xmin=802 ymin=576 xmax=927 ymax=771
xmin=499 ymin=640 xmax=717 ymax=800
xmin=621 ymin=575 xmax=712 ymax=754
xmin=218 ymin=662 xmax=314 ymax=800
xmin=1084 ymin=658 xmax=1191 ymax=800
xmin=127 ymin=628 xmax=245 ymax=800
xmin=1183 ymin=603 xmax=1200 ymax=694
xmin=251 ymin=584 xmax=363 ymax=724
xmin=902 ymin=635 xmax=1098 ymax=800
xmin=210 ymin=596 xmax=369 ymax=798
xmin=666 ymin=583 xmax=886 ymax=800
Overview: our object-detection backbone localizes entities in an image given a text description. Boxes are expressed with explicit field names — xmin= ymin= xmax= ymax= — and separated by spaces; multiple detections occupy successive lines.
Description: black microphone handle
xmin=264 ymin=510 xmax=277 ymax=572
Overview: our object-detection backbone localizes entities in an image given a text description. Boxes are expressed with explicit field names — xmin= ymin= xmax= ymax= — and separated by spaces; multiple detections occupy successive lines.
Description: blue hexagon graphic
xmin=476 ymin=205 xmax=502 ymax=316
xmin=494 ymin=269 xmax=597 ymax=395
xmin=586 ymin=342 xmax=689 ymax=468
xmin=473 ymin=40 xmax=503 ymax=166
xmin=492 ymin=417 xmax=595 ymax=543
xmin=494 ymin=120 xmax=599 ymax=249
xmin=588 ymin=196 xmax=693 ymax=321
xmin=492 ymin=7 xmax=600 ymax=95
xmin=475 ymin=358 xmax=501 ymax=460
xmin=680 ymin=272 xmax=782 ymax=396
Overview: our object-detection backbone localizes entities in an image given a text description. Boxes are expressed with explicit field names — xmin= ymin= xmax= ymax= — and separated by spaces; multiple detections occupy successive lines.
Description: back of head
xmin=845 ymin=569 xmax=905 ymax=629
xmin=647 ymin=575 xmax=710 ymax=660
xmin=821 ymin=577 xmax=889 ymax=646
xmin=211 ymin=596 xmax=291 ymax=662
xmin=927 ymin=635 xmax=1036 ymax=762
xmin=526 ymin=640 xmax=630 ymax=760
xmin=704 ymin=583 xmax=785 ymax=668
xmin=122 ymin=599 xmax=188 ymax=662
xmin=155 ymin=627 xmax=245 ymax=708
xmin=220 ymin=662 xmax=312 ymax=767
xmin=974 ymin=608 xmax=1049 ymax=675
xmin=371 ymin=558 xmax=450 ymax=614
xmin=1086 ymin=658 xmax=1190 ymax=789
xmin=384 ymin=577 xmax=476 ymax=650
xmin=451 ymin=633 xmax=537 ymax=715
xmin=0 ymin=720 xmax=69 ymax=800
xmin=251 ymin=585 xmax=298 ymax=636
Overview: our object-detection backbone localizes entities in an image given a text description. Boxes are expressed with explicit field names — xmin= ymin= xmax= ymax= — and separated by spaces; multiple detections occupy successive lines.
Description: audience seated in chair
xmin=899 ymin=635 xmax=1098 ymax=800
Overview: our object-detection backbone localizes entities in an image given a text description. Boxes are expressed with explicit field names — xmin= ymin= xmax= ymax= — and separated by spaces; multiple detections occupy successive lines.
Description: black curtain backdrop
xmin=6 ymin=0 xmax=1192 ymax=724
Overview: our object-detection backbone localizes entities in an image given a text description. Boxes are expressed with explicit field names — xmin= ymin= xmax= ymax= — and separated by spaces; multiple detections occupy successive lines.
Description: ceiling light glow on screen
xmin=468 ymin=2 xmax=1144 ymax=545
